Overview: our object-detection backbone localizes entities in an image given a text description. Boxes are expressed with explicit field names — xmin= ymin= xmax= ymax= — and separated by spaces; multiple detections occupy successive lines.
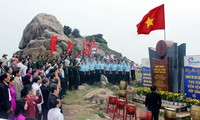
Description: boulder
xmin=25 ymin=40 xmax=47 ymax=50
xmin=22 ymin=46 xmax=46 ymax=61
xmin=96 ymin=49 xmax=105 ymax=56
xmin=100 ymin=75 xmax=109 ymax=87
xmin=19 ymin=13 xmax=65 ymax=49
xmin=84 ymin=88 xmax=114 ymax=104
xmin=17 ymin=13 xmax=70 ymax=60
xmin=101 ymin=75 xmax=108 ymax=83
xmin=78 ymin=85 xmax=87 ymax=90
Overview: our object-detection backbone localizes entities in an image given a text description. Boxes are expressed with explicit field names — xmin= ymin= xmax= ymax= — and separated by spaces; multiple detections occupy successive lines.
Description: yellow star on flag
xmin=145 ymin=17 xmax=154 ymax=28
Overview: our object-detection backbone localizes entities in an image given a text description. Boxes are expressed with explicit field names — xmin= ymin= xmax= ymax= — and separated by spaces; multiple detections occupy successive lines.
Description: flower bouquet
xmin=173 ymin=93 xmax=180 ymax=106
xmin=166 ymin=92 xmax=174 ymax=105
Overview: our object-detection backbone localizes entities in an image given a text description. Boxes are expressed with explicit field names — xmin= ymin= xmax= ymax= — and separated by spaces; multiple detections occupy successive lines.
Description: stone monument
xmin=149 ymin=40 xmax=186 ymax=92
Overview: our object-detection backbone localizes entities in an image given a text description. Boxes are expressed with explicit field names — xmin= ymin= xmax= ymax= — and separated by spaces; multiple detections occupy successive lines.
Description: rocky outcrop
xmin=19 ymin=13 xmax=66 ymax=49
xmin=17 ymin=13 xmax=125 ymax=61
xmin=17 ymin=13 xmax=70 ymax=61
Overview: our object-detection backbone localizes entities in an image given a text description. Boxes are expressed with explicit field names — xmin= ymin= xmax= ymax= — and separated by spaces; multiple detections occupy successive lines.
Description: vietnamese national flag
xmin=136 ymin=4 xmax=165 ymax=35
xmin=50 ymin=36 xmax=58 ymax=54
xmin=67 ymin=40 xmax=72 ymax=53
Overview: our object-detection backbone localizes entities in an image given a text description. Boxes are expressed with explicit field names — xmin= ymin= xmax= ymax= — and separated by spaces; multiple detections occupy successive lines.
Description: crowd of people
xmin=0 ymin=52 xmax=139 ymax=120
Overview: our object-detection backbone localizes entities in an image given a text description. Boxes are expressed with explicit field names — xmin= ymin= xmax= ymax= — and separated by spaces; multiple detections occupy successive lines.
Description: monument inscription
xmin=152 ymin=58 xmax=169 ymax=91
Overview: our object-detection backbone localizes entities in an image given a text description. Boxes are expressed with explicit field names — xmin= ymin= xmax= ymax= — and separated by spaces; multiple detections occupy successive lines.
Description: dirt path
xmin=63 ymin=104 xmax=93 ymax=120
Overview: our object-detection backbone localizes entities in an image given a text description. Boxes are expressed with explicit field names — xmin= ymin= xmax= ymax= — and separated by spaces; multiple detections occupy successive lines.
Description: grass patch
xmin=105 ymin=83 xmax=119 ymax=94
xmin=77 ymin=116 xmax=90 ymax=120
xmin=62 ymin=85 xmax=99 ymax=105
xmin=135 ymin=70 xmax=142 ymax=80
xmin=93 ymin=110 xmax=105 ymax=118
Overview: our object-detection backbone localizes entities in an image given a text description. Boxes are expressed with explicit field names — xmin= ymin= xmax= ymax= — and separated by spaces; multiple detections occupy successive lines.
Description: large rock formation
xmin=17 ymin=13 xmax=70 ymax=61
xmin=17 ymin=13 xmax=123 ymax=61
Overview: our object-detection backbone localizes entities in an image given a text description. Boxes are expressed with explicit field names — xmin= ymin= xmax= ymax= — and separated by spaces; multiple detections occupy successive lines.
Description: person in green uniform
xmin=73 ymin=62 xmax=80 ymax=90
xmin=68 ymin=62 xmax=74 ymax=90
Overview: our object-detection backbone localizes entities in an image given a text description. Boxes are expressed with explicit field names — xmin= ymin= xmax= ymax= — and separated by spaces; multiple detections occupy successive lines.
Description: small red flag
xmin=67 ymin=40 xmax=72 ymax=53
xmin=136 ymin=4 xmax=165 ymax=35
xmin=50 ymin=36 xmax=58 ymax=54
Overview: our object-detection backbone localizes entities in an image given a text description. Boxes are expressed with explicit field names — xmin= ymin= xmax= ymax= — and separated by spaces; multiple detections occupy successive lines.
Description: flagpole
xmin=164 ymin=4 xmax=166 ymax=40
xmin=164 ymin=30 xmax=166 ymax=40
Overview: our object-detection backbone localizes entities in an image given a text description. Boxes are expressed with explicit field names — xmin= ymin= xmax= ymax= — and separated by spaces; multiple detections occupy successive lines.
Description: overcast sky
xmin=0 ymin=0 xmax=200 ymax=63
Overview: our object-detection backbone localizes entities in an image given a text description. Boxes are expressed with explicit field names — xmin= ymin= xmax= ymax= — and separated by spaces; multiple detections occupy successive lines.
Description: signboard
xmin=142 ymin=58 xmax=152 ymax=87
xmin=184 ymin=55 xmax=200 ymax=99
xmin=152 ymin=58 xmax=169 ymax=91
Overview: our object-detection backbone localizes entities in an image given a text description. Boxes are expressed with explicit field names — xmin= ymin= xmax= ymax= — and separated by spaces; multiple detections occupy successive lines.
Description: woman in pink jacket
xmin=9 ymin=77 xmax=16 ymax=111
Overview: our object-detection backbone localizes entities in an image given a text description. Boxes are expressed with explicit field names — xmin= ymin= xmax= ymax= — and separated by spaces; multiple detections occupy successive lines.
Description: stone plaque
xmin=152 ymin=58 xmax=170 ymax=91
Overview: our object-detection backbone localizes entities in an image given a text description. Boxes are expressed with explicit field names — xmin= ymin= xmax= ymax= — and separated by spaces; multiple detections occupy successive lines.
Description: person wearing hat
xmin=1 ymin=54 xmax=9 ymax=67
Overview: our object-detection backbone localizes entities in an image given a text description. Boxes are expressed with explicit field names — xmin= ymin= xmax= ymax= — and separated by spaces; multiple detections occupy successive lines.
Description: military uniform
xmin=74 ymin=64 xmax=80 ymax=90
xmin=68 ymin=64 xmax=74 ymax=90
xmin=95 ymin=60 xmax=101 ymax=83
xmin=125 ymin=62 xmax=131 ymax=84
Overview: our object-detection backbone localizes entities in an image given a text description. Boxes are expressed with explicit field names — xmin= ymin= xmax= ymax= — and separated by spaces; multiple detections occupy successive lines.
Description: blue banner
xmin=142 ymin=67 xmax=152 ymax=88
xmin=184 ymin=66 xmax=200 ymax=99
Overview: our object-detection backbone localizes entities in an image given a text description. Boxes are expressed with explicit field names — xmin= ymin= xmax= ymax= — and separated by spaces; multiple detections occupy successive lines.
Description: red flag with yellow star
xmin=136 ymin=4 xmax=165 ymax=34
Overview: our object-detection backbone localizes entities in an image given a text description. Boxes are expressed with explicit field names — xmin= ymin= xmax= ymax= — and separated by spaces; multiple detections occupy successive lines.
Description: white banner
xmin=184 ymin=55 xmax=200 ymax=68
xmin=142 ymin=58 xmax=150 ymax=68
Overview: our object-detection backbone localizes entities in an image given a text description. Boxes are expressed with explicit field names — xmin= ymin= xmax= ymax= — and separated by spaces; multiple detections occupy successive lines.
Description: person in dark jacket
xmin=0 ymin=73 xmax=12 ymax=119
xmin=145 ymin=85 xmax=162 ymax=120
xmin=48 ymin=83 xmax=60 ymax=110
xmin=0 ymin=61 xmax=5 ymax=74
xmin=74 ymin=62 xmax=80 ymax=90
xmin=40 ymin=77 xmax=50 ymax=120
xmin=68 ymin=62 xmax=74 ymax=90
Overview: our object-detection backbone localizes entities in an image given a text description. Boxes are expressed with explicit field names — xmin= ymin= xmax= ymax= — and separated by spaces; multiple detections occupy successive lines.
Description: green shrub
xmin=94 ymin=110 xmax=105 ymax=118
xmin=73 ymin=45 xmax=81 ymax=53
xmin=130 ymin=80 xmax=142 ymax=87
xmin=72 ymin=28 xmax=81 ymax=38
xmin=85 ymin=34 xmax=107 ymax=44
xmin=63 ymin=25 xmax=72 ymax=36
